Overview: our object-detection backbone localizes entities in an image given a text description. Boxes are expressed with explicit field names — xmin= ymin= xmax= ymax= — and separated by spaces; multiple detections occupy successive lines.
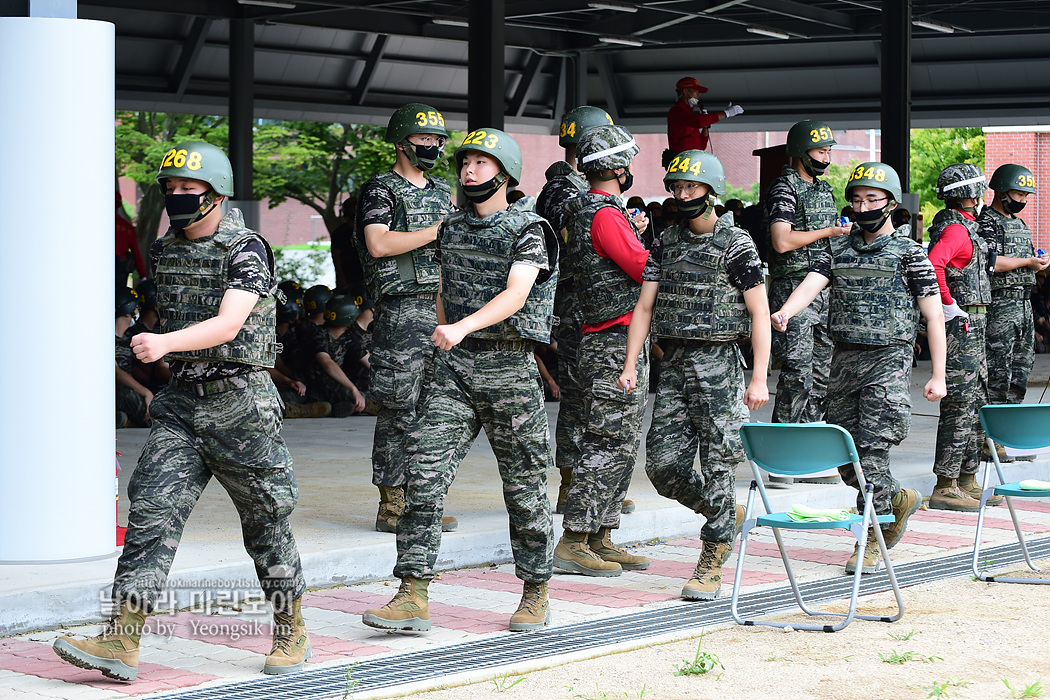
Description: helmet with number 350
xmin=155 ymin=140 xmax=234 ymax=196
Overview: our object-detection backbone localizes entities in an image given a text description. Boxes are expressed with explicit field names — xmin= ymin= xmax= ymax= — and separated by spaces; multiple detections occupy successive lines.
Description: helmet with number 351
xmin=386 ymin=103 xmax=449 ymax=143
xmin=786 ymin=119 xmax=837 ymax=157
xmin=155 ymin=140 xmax=234 ymax=196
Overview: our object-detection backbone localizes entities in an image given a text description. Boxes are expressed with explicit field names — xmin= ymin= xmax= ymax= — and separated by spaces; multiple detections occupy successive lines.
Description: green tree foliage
xmin=824 ymin=159 xmax=864 ymax=216
xmin=910 ymin=128 xmax=985 ymax=226
xmin=723 ymin=181 xmax=761 ymax=206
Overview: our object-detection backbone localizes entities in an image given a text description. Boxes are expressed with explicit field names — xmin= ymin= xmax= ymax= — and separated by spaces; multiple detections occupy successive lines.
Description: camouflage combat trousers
xmin=563 ymin=328 xmax=649 ymax=534
xmin=934 ymin=315 xmax=987 ymax=480
xmin=394 ymin=341 xmax=554 ymax=582
xmin=553 ymin=315 xmax=585 ymax=473
xmin=986 ymin=295 xmax=1034 ymax=406
xmin=117 ymin=385 xmax=148 ymax=427
xmin=369 ymin=294 xmax=437 ymax=487
xmin=645 ymin=342 xmax=747 ymax=543
xmin=827 ymin=344 xmax=911 ymax=516
xmin=112 ymin=372 xmax=304 ymax=612
xmin=769 ymin=278 xmax=832 ymax=424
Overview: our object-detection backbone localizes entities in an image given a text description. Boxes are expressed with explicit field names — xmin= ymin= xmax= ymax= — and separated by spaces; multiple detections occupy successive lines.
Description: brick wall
xmin=984 ymin=130 xmax=1048 ymax=253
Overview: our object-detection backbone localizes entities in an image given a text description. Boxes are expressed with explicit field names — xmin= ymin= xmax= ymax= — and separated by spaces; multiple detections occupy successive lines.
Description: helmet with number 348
xmin=155 ymin=140 xmax=234 ymax=196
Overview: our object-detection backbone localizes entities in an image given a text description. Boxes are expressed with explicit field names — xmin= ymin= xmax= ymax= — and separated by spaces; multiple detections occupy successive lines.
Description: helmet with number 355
xmin=155 ymin=140 xmax=234 ymax=196
xmin=386 ymin=103 xmax=449 ymax=143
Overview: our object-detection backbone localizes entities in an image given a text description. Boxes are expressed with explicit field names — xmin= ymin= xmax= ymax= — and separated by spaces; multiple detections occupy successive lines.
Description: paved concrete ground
xmin=0 ymin=356 xmax=1047 ymax=698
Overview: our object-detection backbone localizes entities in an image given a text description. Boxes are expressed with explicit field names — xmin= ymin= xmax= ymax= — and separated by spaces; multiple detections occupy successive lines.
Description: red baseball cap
xmin=675 ymin=77 xmax=708 ymax=93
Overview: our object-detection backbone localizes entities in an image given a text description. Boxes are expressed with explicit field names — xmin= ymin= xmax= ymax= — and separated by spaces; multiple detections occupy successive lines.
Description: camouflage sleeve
xmin=766 ymin=178 xmax=798 ymax=226
xmin=149 ymin=238 xmax=163 ymax=279
xmin=536 ymin=178 xmax=581 ymax=232
xmin=810 ymin=248 xmax=833 ymax=280
xmin=902 ymin=244 xmax=940 ymax=298
xmin=725 ymin=230 xmax=765 ymax=291
xmin=976 ymin=212 xmax=1003 ymax=254
xmin=512 ymin=222 xmax=550 ymax=271
xmin=227 ymin=237 xmax=271 ymax=298
xmin=357 ymin=180 xmax=396 ymax=229
xmin=641 ymin=234 xmax=663 ymax=282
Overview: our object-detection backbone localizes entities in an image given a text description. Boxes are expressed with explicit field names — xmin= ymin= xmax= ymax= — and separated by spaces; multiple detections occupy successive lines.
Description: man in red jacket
xmin=665 ymin=77 xmax=743 ymax=164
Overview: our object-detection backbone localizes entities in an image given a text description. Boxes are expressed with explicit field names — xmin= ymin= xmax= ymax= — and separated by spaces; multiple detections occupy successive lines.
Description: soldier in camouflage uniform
xmin=619 ymin=151 xmax=771 ymax=599
xmin=554 ymin=125 xmax=652 ymax=578
xmin=766 ymin=120 xmax=851 ymax=428
xmin=536 ymin=106 xmax=637 ymax=516
xmin=927 ymin=163 xmax=999 ymax=511
xmin=115 ymin=287 xmax=151 ymax=428
xmin=355 ymin=103 xmax=458 ymax=534
xmin=363 ymin=129 xmax=558 ymax=633
xmin=302 ymin=294 xmax=368 ymax=415
xmin=772 ymin=162 xmax=946 ymax=574
xmin=979 ymin=164 xmax=1049 ymax=410
xmin=55 ymin=142 xmax=310 ymax=681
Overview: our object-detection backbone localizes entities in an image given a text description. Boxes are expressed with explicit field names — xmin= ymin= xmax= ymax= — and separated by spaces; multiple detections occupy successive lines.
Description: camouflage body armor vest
xmin=828 ymin=228 xmax=918 ymax=346
xmin=652 ymin=216 xmax=751 ymax=342
xmin=439 ymin=197 xmax=559 ymax=343
xmin=155 ymin=209 xmax=278 ymax=367
xmin=541 ymin=161 xmax=588 ymax=321
xmin=768 ymin=165 xmax=837 ymax=279
xmin=980 ymin=208 xmax=1035 ymax=292
xmin=356 ymin=171 xmax=452 ymax=299
xmin=564 ymin=192 xmax=642 ymax=325
xmin=928 ymin=209 xmax=992 ymax=307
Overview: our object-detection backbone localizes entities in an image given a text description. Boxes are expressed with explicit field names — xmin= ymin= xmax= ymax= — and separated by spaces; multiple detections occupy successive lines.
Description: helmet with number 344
xmin=155 ymin=140 xmax=234 ymax=196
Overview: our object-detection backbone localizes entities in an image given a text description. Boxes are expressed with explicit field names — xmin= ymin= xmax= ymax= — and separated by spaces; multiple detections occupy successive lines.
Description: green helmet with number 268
xmin=845 ymin=161 xmax=902 ymax=202
xmin=155 ymin=140 xmax=234 ymax=196
xmin=454 ymin=128 xmax=523 ymax=186
xmin=663 ymin=149 xmax=726 ymax=196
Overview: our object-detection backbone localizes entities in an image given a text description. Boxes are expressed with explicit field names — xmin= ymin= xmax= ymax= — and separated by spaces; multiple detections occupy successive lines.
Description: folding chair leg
xmin=730 ymin=483 xmax=759 ymax=625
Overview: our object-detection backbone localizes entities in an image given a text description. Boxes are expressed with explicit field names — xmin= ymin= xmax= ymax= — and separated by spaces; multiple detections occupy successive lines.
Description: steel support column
xmin=229 ymin=17 xmax=257 ymax=227
xmin=468 ymin=0 xmax=504 ymax=130
xmin=881 ymin=0 xmax=911 ymax=192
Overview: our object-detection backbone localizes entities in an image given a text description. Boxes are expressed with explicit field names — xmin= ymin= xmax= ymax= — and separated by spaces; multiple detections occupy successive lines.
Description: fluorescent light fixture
xmin=746 ymin=25 xmax=790 ymax=40
xmin=913 ymin=18 xmax=954 ymax=34
xmin=432 ymin=16 xmax=470 ymax=27
xmin=237 ymin=0 xmax=296 ymax=8
xmin=598 ymin=35 xmax=644 ymax=47
xmin=588 ymin=1 xmax=638 ymax=12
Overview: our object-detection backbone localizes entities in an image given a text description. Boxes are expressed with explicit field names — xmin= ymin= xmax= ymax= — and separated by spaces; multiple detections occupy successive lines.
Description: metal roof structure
xmin=79 ymin=0 xmax=1050 ymax=134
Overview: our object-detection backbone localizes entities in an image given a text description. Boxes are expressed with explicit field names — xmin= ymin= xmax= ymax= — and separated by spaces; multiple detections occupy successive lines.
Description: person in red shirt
xmin=115 ymin=192 xmax=146 ymax=288
xmin=925 ymin=163 xmax=998 ymax=512
xmin=664 ymin=77 xmax=744 ymax=165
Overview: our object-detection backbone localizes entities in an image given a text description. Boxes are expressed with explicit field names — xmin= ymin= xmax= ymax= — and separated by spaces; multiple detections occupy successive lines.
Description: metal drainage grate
xmin=150 ymin=536 xmax=1050 ymax=700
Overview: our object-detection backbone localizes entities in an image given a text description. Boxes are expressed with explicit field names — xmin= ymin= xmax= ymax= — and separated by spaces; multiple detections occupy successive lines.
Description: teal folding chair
xmin=972 ymin=403 xmax=1050 ymax=584
xmin=730 ymin=423 xmax=904 ymax=631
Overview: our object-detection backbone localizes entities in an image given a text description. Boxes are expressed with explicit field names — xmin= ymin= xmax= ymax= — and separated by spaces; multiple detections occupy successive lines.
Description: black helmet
xmin=277 ymin=280 xmax=305 ymax=307
xmin=134 ymin=279 xmax=157 ymax=311
xmin=277 ymin=297 xmax=302 ymax=325
xmin=116 ymin=287 xmax=140 ymax=318
xmin=303 ymin=284 xmax=333 ymax=314
xmin=324 ymin=294 xmax=360 ymax=326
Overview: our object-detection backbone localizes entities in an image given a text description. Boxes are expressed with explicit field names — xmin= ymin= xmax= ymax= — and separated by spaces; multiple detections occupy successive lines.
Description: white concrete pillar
xmin=0 ymin=16 xmax=115 ymax=562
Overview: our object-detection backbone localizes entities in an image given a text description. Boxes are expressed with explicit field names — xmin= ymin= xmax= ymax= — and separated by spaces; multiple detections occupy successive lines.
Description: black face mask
xmin=164 ymin=192 xmax=216 ymax=230
xmin=676 ymin=193 xmax=711 ymax=220
xmin=402 ymin=140 xmax=442 ymax=171
xmin=802 ymin=153 xmax=830 ymax=177
xmin=462 ymin=173 xmax=507 ymax=204
xmin=1002 ymin=194 xmax=1027 ymax=214
xmin=853 ymin=204 xmax=892 ymax=234
xmin=618 ymin=168 xmax=634 ymax=193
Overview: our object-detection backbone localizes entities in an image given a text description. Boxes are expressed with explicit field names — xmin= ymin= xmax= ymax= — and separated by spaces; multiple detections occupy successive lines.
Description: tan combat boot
xmin=53 ymin=601 xmax=145 ymax=681
xmin=682 ymin=541 xmax=732 ymax=600
xmin=508 ymin=581 xmax=551 ymax=632
xmin=375 ymin=485 xmax=405 ymax=533
xmin=958 ymin=473 xmax=1004 ymax=507
xmin=883 ymin=487 xmax=922 ymax=548
xmin=284 ymin=401 xmax=331 ymax=419
xmin=263 ymin=597 xmax=312 ymax=675
xmin=587 ymin=527 xmax=649 ymax=570
xmin=845 ymin=529 xmax=882 ymax=574
xmin=362 ymin=577 xmax=431 ymax=631
xmin=555 ymin=468 xmax=573 ymax=514
xmin=553 ymin=530 xmax=622 ymax=577
xmin=929 ymin=478 xmax=981 ymax=513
